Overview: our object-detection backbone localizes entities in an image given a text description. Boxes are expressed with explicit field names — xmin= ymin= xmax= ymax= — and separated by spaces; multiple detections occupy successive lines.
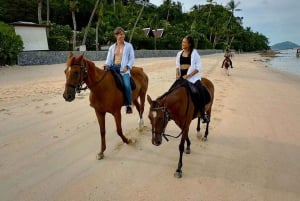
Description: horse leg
xmin=174 ymin=138 xmax=185 ymax=178
xmin=203 ymin=122 xmax=210 ymax=141
xmin=133 ymin=99 xmax=144 ymax=130
xmin=113 ymin=111 xmax=130 ymax=144
xmin=185 ymin=136 xmax=191 ymax=154
xmin=203 ymin=109 xmax=211 ymax=141
xmin=196 ymin=116 xmax=201 ymax=133
xmin=95 ymin=111 xmax=106 ymax=160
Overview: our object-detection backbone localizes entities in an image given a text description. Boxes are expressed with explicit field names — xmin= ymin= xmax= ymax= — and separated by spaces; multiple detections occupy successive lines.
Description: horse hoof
xmin=138 ymin=119 xmax=144 ymax=130
xmin=185 ymin=148 xmax=191 ymax=154
xmin=97 ymin=153 xmax=104 ymax=160
xmin=202 ymin=137 xmax=207 ymax=141
xmin=197 ymin=133 xmax=203 ymax=140
xmin=174 ymin=171 xmax=182 ymax=178
xmin=127 ymin=138 xmax=137 ymax=144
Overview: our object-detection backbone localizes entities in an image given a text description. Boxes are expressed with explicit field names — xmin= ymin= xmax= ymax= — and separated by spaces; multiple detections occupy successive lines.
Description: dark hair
xmin=184 ymin=35 xmax=195 ymax=52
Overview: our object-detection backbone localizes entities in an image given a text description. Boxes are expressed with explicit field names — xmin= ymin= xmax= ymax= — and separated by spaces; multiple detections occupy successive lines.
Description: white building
xmin=12 ymin=21 xmax=49 ymax=51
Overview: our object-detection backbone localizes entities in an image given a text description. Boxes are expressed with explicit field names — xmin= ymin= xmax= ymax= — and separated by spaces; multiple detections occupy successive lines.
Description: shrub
xmin=48 ymin=36 xmax=69 ymax=51
xmin=0 ymin=21 xmax=23 ymax=65
xmin=48 ymin=23 xmax=72 ymax=51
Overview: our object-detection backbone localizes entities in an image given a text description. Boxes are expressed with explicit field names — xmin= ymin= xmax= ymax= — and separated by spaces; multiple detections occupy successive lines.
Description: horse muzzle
xmin=152 ymin=136 xmax=162 ymax=146
xmin=63 ymin=91 xmax=75 ymax=102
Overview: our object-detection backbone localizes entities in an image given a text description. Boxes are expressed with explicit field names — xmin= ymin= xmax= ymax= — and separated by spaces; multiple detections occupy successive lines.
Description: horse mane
xmin=157 ymin=78 xmax=188 ymax=101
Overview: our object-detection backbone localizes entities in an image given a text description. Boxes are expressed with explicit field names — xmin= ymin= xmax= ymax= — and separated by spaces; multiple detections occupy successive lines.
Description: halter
xmin=66 ymin=61 xmax=88 ymax=93
xmin=67 ymin=59 xmax=107 ymax=93
xmin=151 ymin=85 xmax=191 ymax=142
xmin=150 ymin=104 xmax=171 ymax=141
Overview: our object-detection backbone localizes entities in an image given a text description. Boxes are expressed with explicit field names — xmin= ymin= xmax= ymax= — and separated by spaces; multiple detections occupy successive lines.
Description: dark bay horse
xmin=221 ymin=56 xmax=232 ymax=76
xmin=63 ymin=53 xmax=148 ymax=159
xmin=147 ymin=77 xmax=214 ymax=178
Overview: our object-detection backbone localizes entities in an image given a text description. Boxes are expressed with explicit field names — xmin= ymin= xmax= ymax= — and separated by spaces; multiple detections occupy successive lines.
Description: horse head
xmin=63 ymin=52 xmax=88 ymax=102
xmin=147 ymin=95 xmax=170 ymax=146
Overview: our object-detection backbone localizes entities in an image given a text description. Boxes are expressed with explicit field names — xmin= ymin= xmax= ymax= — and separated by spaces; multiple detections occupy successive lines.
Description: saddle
xmin=168 ymin=78 xmax=211 ymax=113
xmin=109 ymin=70 xmax=136 ymax=104
xmin=109 ymin=69 xmax=136 ymax=90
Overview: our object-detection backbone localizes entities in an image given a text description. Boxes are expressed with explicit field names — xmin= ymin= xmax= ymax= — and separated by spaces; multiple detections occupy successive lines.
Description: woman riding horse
xmin=175 ymin=35 xmax=209 ymax=123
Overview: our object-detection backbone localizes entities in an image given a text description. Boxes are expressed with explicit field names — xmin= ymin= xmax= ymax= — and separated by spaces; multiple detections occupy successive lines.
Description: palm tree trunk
xmin=82 ymin=0 xmax=100 ymax=47
xmin=129 ymin=1 xmax=145 ymax=43
xmin=46 ymin=0 xmax=50 ymax=37
xmin=72 ymin=11 xmax=77 ymax=51
xmin=38 ymin=0 xmax=43 ymax=24
xmin=95 ymin=5 xmax=104 ymax=51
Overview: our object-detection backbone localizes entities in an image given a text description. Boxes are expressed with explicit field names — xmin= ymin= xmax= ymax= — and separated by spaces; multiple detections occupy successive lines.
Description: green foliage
xmin=48 ymin=24 xmax=72 ymax=50
xmin=0 ymin=0 xmax=270 ymax=51
xmin=48 ymin=36 xmax=69 ymax=51
xmin=0 ymin=21 xmax=23 ymax=65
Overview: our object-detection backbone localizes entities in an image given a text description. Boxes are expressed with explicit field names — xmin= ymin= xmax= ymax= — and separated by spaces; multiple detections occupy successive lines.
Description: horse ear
xmin=77 ymin=53 xmax=84 ymax=62
xmin=68 ymin=52 xmax=74 ymax=58
xmin=147 ymin=95 xmax=152 ymax=104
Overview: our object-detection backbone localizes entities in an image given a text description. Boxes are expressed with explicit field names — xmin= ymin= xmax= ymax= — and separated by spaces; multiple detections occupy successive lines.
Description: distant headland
xmin=271 ymin=41 xmax=300 ymax=50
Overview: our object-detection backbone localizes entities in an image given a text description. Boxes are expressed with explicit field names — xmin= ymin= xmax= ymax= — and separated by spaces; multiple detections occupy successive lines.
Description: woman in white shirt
xmin=175 ymin=35 xmax=209 ymax=123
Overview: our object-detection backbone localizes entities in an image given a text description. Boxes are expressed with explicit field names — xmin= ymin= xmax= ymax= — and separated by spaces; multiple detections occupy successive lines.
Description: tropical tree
xmin=95 ymin=1 xmax=104 ymax=50
xmin=37 ymin=0 xmax=43 ymax=24
xmin=82 ymin=0 xmax=100 ymax=47
xmin=65 ymin=0 xmax=79 ymax=50
xmin=46 ymin=0 xmax=50 ymax=36
xmin=206 ymin=0 xmax=216 ymax=25
xmin=129 ymin=0 xmax=145 ymax=43
xmin=225 ymin=0 xmax=241 ymax=47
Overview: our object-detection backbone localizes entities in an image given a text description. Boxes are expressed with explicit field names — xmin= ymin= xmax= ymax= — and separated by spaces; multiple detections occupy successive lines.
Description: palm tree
xmin=37 ymin=0 xmax=43 ymax=24
xmin=226 ymin=0 xmax=241 ymax=27
xmin=46 ymin=0 xmax=50 ymax=36
xmin=82 ymin=0 xmax=100 ymax=47
xmin=129 ymin=0 xmax=145 ymax=43
xmin=65 ymin=0 xmax=79 ymax=50
xmin=206 ymin=0 xmax=216 ymax=25
xmin=95 ymin=2 xmax=104 ymax=51
xmin=225 ymin=0 xmax=241 ymax=47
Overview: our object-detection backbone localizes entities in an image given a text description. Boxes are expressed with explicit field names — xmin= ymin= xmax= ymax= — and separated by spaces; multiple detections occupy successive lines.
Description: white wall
xmin=14 ymin=26 xmax=49 ymax=51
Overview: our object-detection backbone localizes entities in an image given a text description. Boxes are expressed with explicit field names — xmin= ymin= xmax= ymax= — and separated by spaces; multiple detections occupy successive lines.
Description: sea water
xmin=268 ymin=49 xmax=300 ymax=77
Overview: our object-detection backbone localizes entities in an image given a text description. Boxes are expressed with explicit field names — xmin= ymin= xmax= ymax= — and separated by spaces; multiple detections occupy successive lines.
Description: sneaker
xmin=126 ymin=106 xmax=132 ymax=114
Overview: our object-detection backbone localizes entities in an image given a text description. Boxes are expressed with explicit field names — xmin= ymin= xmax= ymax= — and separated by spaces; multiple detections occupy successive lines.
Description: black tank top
xmin=180 ymin=52 xmax=191 ymax=76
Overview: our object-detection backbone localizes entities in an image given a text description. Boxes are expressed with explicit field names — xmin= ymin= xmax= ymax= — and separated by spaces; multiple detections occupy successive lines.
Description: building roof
xmin=11 ymin=21 xmax=49 ymax=28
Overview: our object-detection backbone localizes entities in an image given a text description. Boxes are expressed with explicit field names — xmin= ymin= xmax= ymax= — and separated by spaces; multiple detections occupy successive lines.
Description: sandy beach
xmin=1 ymin=53 xmax=300 ymax=201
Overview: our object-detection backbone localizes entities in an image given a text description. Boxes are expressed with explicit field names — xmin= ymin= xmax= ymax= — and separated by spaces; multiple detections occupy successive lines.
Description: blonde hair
xmin=114 ymin=27 xmax=125 ymax=35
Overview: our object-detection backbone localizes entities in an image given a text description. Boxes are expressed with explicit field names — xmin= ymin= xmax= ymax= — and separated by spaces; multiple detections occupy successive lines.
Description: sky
xmin=150 ymin=0 xmax=300 ymax=46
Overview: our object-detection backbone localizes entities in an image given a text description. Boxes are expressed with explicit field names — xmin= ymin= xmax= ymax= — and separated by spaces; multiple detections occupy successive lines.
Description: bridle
xmin=65 ymin=61 xmax=88 ymax=93
xmin=150 ymin=104 xmax=172 ymax=141
xmin=66 ymin=59 xmax=107 ymax=93
xmin=151 ymin=85 xmax=191 ymax=142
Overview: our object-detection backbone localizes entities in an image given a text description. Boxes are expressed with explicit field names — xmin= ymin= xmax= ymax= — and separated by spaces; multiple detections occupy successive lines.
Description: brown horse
xmin=63 ymin=53 xmax=148 ymax=159
xmin=147 ymin=77 xmax=214 ymax=178
xmin=221 ymin=56 xmax=232 ymax=76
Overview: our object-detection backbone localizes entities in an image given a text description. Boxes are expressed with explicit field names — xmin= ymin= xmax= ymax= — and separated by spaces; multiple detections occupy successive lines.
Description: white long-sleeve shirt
xmin=176 ymin=49 xmax=202 ymax=83
xmin=105 ymin=41 xmax=135 ymax=75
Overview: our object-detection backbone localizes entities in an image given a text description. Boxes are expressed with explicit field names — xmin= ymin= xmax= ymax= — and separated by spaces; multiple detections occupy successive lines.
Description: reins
xmin=70 ymin=59 xmax=107 ymax=93
xmin=153 ymin=81 xmax=191 ymax=142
